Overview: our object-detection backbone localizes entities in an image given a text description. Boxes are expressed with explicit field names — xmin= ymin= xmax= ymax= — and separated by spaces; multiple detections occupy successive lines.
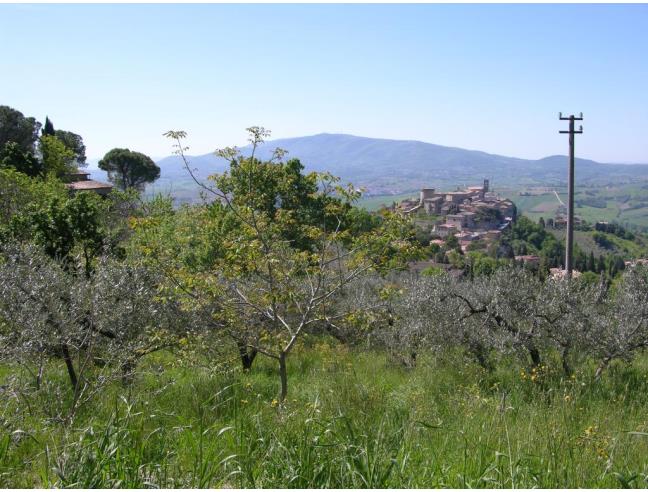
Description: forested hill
xmin=141 ymin=133 xmax=648 ymax=200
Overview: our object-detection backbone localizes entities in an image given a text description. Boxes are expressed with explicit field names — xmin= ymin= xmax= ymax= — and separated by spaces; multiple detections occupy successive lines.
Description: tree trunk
xmin=61 ymin=344 xmax=78 ymax=395
xmin=595 ymin=355 xmax=612 ymax=379
xmin=279 ymin=352 xmax=288 ymax=403
xmin=237 ymin=341 xmax=258 ymax=371
xmin=561 ymin=345 xmax=572 ymax=377
xmin=325 ymin=322 xmax=348 ymax=344
xmin=409 ymin=351 xmax=418 ymax=368
xmin=528 ymin=345 xmax=542 ymax=368
xmin=36 ymin=360 xmax=44 ymax=390
xmin=83 ymin=247 xmax=92 ymax=279
xmin=469 ymin=342 xmax=493 ymax=372
xmin=121 ymin=359 xmax=135 ymax=386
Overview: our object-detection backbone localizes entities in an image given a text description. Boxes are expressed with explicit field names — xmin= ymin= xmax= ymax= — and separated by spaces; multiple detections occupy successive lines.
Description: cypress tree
xmin=597 ymin=255 xmax=606 ymax=273
xmin=42 ymin=116 xmax=55 ymax=136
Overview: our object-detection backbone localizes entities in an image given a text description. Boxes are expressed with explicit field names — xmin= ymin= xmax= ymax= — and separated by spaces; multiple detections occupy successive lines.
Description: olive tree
xmin=534 ymin=276 xmax=606 ymax=376
xmin=583 ymin=265 xmax=648 ymax=378
xmin=384 ymin=266 xmax=598 ymax=374
xmin=0 ymin=244 xmax=188 ymax=415
xmin=374 ymin=272 xmax=458 ymax=368
xmin=437 ymin=268 xmax=546 ymax=369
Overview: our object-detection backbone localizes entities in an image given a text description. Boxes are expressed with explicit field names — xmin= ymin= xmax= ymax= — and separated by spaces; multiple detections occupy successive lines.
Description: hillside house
xmin=65 ymin=169 xmax=113 ymax=196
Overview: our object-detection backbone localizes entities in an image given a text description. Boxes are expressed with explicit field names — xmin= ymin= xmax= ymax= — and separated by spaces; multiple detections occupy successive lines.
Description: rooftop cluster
xmin=393 ymin=179 xmax=515 ymax=253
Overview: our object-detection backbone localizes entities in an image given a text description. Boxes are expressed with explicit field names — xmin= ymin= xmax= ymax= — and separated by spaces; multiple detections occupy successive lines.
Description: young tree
xmin=0 ymin=168 xmax=66 ymax=232
xmin=133 ymin=128 xmax=418 ymax=402
xmin=446 ymin=249 xmax=465 ymax=269
xmin=445 ymin=234 xmax=459 ymax=250
xmin=39 ymin=134 xmax=76 ymax=178
xmin=7 ymin=190 xmax=108 ymax=276
xmin=469 ymin=253 xmax=498 ymax=277
xmin=99 ymin=148 xmax=160 ymax=191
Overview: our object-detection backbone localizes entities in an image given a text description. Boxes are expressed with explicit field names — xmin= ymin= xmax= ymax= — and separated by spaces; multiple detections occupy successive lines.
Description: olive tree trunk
xmin=237 ymin=341 xmax=258 ymax=371
xmin=61 ymin=344 xmax=78 ymax=394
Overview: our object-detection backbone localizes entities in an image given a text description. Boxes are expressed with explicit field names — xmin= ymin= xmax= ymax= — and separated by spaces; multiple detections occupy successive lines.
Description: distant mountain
xmin=99 ymin=133 xmax=648 ymax=202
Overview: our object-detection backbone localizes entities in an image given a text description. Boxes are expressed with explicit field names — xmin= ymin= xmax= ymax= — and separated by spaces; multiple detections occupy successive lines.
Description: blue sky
xmin=1 ymin=3 xmax=648 ymax=163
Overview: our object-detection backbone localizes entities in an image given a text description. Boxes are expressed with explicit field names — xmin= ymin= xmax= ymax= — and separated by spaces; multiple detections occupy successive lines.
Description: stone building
xmin=394 ymin=178 xmax=515 ymax=250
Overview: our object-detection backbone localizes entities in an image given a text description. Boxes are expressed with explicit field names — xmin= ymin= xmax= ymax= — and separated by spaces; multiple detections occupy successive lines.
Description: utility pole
xmin=559 ymin=112 xmax=583 ymax=278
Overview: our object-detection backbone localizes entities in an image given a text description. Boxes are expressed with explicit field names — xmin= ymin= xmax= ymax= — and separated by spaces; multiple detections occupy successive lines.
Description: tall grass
xmin=2 ymin=343 xmax=648 ymax=487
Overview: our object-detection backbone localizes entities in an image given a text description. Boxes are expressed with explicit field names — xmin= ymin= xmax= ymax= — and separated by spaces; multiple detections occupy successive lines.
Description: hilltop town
xmin=388 ymin=179 xmax=516 ymax=253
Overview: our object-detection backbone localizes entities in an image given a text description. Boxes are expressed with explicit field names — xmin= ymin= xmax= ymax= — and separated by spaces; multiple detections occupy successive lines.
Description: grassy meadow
xmin=3 ymin=341 xmax=648 ymax=488
xmin=358 ymin=192 xmax=417 ymax=211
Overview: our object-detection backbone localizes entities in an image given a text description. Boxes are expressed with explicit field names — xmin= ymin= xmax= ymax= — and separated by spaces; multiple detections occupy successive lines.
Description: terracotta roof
xmin=66 ymin=180 xmax=113 ymax=190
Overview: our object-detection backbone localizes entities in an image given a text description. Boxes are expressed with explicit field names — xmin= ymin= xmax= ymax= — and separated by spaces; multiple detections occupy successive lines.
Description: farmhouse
xmin=64 ymin=169 xmax=113 ymax=196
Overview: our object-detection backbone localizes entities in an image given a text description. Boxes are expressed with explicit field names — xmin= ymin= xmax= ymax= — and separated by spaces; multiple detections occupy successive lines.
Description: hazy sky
xmin=2 ymin=3 xmax=648 ymax=163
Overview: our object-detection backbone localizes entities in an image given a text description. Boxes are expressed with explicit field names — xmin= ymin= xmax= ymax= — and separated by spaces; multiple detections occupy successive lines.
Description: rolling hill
xmin=89 ymin=133 xmax=648 ymax=204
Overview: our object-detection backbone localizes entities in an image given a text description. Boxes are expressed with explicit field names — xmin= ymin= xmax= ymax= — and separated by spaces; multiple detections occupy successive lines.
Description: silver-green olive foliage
xmin=382 ymin=266 xmax=647 ymax=377
xmin=0 ymin=244 xmax=188 ymax=398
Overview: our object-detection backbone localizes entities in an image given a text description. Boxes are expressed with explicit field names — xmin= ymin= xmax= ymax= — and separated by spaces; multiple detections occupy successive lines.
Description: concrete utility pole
xmin=559 ymin=112 xmax=583 ymax=278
